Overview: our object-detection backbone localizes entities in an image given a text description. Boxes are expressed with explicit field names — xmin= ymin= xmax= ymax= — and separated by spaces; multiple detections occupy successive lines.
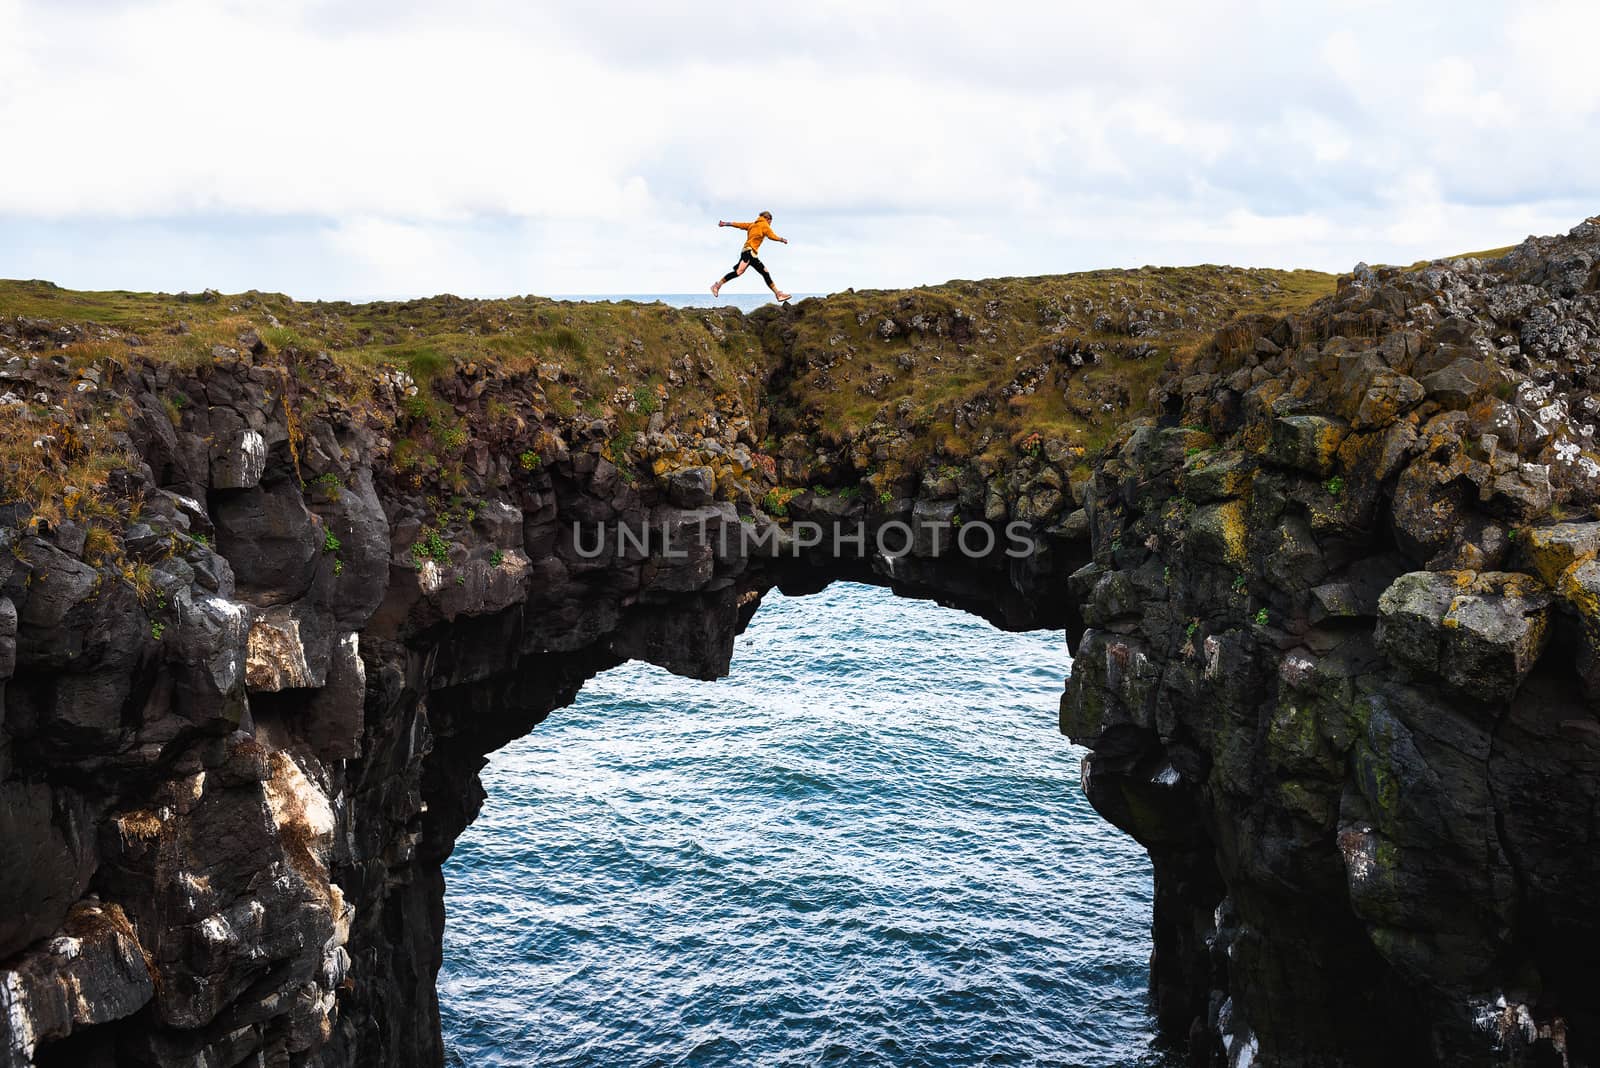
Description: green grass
xmin=1 ymin=261 xmax=1346 ymax=526
xmin=536 ymin=326 xmax=586 ymax=356
xmin=749 ymin=263 xmax=1338 ymax=477
xmin=0 ymin=278 xmax=769 ymax=426
xmin=399 ymin=345 xmax=448 ymax=380
xmin=263 ymin=325 xmax=311 ymax=350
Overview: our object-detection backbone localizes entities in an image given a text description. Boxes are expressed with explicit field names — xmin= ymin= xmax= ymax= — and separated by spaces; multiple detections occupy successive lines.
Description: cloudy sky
xmin=1 ymin=0 xmax=1595 ymax=300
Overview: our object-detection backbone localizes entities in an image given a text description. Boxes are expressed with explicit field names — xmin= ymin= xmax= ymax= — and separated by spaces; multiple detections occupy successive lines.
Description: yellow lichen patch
xmin=1237 ymin=422 xmax=1271 ymax=454
xmin=1489 ymin=571 xmax=1549 ymax=600
xmin=1191 ymin=498 xmax=1251 ymax=566
xmin=1216 ymin=498 xmax=1249 ymax=565
xmin=1523 ymin=525 xmax=1600 ymax=587
xmin=1312 ymin=423 xmax=1347 ymax=472
xmin=1168 ymin=427 xmax=1216 ymax=453
xmin=1558 ymin=565 xmax=1600 ymax=620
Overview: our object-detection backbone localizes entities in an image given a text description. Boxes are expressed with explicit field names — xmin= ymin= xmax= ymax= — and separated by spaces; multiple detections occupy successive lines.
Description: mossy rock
xmin=1266 ymin=701 xmax=1338 ymax=779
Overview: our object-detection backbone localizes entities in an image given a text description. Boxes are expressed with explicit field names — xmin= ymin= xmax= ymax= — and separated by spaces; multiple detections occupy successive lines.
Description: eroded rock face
xmin=3 ymin=220 xmax=1599 ymax=1068
xmin=1065 ymin=221 xmax=1600 ymax=1067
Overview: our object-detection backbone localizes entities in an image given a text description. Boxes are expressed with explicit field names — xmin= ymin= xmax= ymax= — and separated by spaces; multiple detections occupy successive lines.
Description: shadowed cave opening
xmin=436 ymin=582 xmax=1178 ymax=1067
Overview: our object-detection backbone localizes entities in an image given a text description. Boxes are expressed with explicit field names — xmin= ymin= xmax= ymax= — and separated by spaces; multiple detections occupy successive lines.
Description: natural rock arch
xmin=5 ymin=220 xmax=1600 ymax=1067
xmin=389 ymin=506 xmax=1093 ymax=1041
xmin=425 ymin=575 xmax=1113 ymax=1068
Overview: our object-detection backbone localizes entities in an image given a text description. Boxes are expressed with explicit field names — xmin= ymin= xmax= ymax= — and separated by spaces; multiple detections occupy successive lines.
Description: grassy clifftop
xmin=0 ymin=264 xmax=1339 ymax=532
xmin=752 ymin=265 xmax=1335 ymax=478
xmin=0 ymin=282 xmax=770 ymax=524
xmin=0 ymin=279 xmax=769 ymax=420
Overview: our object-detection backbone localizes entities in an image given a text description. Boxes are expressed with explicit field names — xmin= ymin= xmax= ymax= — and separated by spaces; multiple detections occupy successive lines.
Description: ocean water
xmin=439 ymin=582 xmax=1172 ymax=1067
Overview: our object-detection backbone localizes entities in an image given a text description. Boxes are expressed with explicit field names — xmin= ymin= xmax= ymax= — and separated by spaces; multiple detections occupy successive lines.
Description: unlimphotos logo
xmin=570 ymin=519 xmax=1040 ymax=560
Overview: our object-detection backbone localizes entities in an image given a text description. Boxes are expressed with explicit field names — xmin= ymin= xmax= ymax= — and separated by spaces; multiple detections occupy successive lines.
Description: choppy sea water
xmin=440 ymin=582 xmax=1173 ymax=1067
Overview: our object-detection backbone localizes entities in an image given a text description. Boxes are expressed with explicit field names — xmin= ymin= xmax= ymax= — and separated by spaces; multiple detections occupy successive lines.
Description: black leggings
xmin=722 ymin=249 xmax=773 ymax=286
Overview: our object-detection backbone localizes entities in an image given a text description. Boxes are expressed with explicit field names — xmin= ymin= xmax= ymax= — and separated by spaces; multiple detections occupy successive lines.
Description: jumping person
xmin=711 ymin=211 xmax=791 ymax=301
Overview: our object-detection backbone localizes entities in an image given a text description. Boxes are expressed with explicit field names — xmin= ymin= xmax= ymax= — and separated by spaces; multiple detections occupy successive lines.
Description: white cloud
xmin=1421 ymin=57 xmax=1515 ymax=128
xmin=0 ymin=0 xmax=1594 ymax=298
xmin=1508 ymin=0 xmax=1600 ymax=115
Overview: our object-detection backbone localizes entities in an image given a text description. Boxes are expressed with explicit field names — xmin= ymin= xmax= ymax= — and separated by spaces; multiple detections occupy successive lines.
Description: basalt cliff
xmin=2 ymin=222 xmax=1598 ymax=1067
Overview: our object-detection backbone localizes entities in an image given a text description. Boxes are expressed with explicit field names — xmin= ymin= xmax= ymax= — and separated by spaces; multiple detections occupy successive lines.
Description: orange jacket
xmin=728 ymin=218 xmax=781 ymax=254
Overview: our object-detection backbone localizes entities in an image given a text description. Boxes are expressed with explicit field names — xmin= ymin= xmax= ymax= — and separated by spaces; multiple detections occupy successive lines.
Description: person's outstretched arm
xmin=769 ymin=229 xmax=788 ymax=244
xmin=720 ymin=220 xmax=753 ymax=231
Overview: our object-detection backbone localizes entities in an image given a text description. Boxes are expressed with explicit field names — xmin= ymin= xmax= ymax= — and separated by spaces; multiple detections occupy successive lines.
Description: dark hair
xmin=759 ymin=210 xmax=773 ymax=219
